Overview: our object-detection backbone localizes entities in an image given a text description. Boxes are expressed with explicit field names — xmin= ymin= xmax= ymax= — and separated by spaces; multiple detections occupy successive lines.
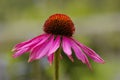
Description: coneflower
xmin=12 ymin=14 xmax=105 ymax=80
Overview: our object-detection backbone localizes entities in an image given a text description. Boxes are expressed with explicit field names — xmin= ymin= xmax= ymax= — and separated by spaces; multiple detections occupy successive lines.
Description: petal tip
xmin=12 ymin=54 xmax=17 ymax=58
xmin=49 ymin=62 xmax=52 ymax=66
xmin=87 ymin=64 xmax=92 ymax=70
xmin=11 ymin=48 xmax=15 ymax=52
xmin=101 ymin=60 xmax=105 ymax=64
xmin=97 ymin=58 xmax=105 ymax=64
xmin=28 ymin=58 xmax=32 ymax=63
xmin=68 ymin=56 xmax=74 ymax=62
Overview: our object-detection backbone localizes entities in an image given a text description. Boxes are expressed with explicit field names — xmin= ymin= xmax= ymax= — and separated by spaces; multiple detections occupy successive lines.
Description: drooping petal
xmin=12 ymin=33 xmax=49 ymax=51
xmin=48 ymin=53 xmax=54 ymax=65
xmin=69 ymin=38 xmax=91 ymax=68
xmin=72 ymin=38 xmax=105 ymax=64
xmin=12 ymin=33 xmax=50 ymax=58
xmin=62 ymin=36 xmax=72 ymax=56
xmin=29 ymin=35 xmax=54 ymax=62
xmin=31 ymin=34 xmax=51 ymax=50
xmin=47 ymin=35 xmax=61 ymax=56
xmin=12 ymin=48 xmax=29 ymax=58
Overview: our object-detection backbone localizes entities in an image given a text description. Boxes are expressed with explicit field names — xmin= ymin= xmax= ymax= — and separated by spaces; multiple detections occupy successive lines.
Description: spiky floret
xmin=44 ymin=14 xmax=75 ymax=37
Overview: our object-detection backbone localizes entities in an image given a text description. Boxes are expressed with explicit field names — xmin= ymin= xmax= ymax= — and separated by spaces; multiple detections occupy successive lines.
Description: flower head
xmin=44 ymin=14 xmax=75 ymax=37
xmin=12 ymin=13 xmax=104 ymax=68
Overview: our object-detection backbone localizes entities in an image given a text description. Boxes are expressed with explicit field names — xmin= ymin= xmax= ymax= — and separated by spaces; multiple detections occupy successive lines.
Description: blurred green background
xmin=0 ymin=0 xmax=120 ymax=80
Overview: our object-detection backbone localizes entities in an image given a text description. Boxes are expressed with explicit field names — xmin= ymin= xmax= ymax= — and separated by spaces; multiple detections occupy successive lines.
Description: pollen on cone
xmin=44 ymin=14 xmax=75 ymax=37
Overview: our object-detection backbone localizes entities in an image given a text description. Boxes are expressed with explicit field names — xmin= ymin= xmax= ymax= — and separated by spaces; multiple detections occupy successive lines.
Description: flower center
xmin=43 ymin=14 xmax=75 ymax=37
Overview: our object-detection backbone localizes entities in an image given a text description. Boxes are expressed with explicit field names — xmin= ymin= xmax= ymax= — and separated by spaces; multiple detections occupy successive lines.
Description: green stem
xmin=54 ymin=48 xmax=60 ymax=80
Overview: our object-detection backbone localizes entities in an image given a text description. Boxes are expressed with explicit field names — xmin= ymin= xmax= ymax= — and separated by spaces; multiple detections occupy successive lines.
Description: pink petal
xmin=47 ymin=35 xmax=61 ymax=56
xmin=12 ymin=48 xmax=29 ymax=58
xmin=12 ymin=34 xmax=50 ymax=58
xmin=13 ymin=33 xmax=49 ymax=51
xmin=31 ymin=34 xmax=51 ymax=50
xmin=48 ymin=53 xmax=54 ymax=65
xmin=62 ymin=36 xmax=72 ymax=56
xmin=70 ymin=38 xmax=91 ymax=68
xmin=29 ymin=35 xmax=54 ymax=62
xmin=72 ymin=38 xmax=105 ymax=64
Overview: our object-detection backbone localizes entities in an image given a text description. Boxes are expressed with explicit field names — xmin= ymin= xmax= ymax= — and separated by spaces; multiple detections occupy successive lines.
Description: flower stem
xmin=54 ymin=48 xmax=60 ymax=80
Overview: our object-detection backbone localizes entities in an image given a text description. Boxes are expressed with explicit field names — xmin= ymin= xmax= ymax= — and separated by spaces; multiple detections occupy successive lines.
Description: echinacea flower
xmin=12 ymin=14 xmax=104 ymax=68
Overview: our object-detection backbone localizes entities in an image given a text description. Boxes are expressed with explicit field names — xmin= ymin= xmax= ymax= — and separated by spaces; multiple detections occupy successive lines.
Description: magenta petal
xmin=13 ymin=33 xmax=49 ymax=51
xmin=62 ymin=36 xmax=72 ymax=56
xmin=30 ymin=35 xmax=54 ymax=61
xmin=12 ymin=48 xmax=29 ymax=58
xmin=28 ymin=34 xmax=52 ymax=62
xmin=72 ymin=38 xmax=105 ymax=64
xmin=48 ymin=53 xmax=54 ymax=65
xmin=47 ymin=35 xmax=61 ymax=56
xmin=31 ymin=34 xmax=50 ymax=50
xmin=70 ymin=38 xmax=91 ymax=68
xmin=13 ymin=33 xmax=50 ymax=59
